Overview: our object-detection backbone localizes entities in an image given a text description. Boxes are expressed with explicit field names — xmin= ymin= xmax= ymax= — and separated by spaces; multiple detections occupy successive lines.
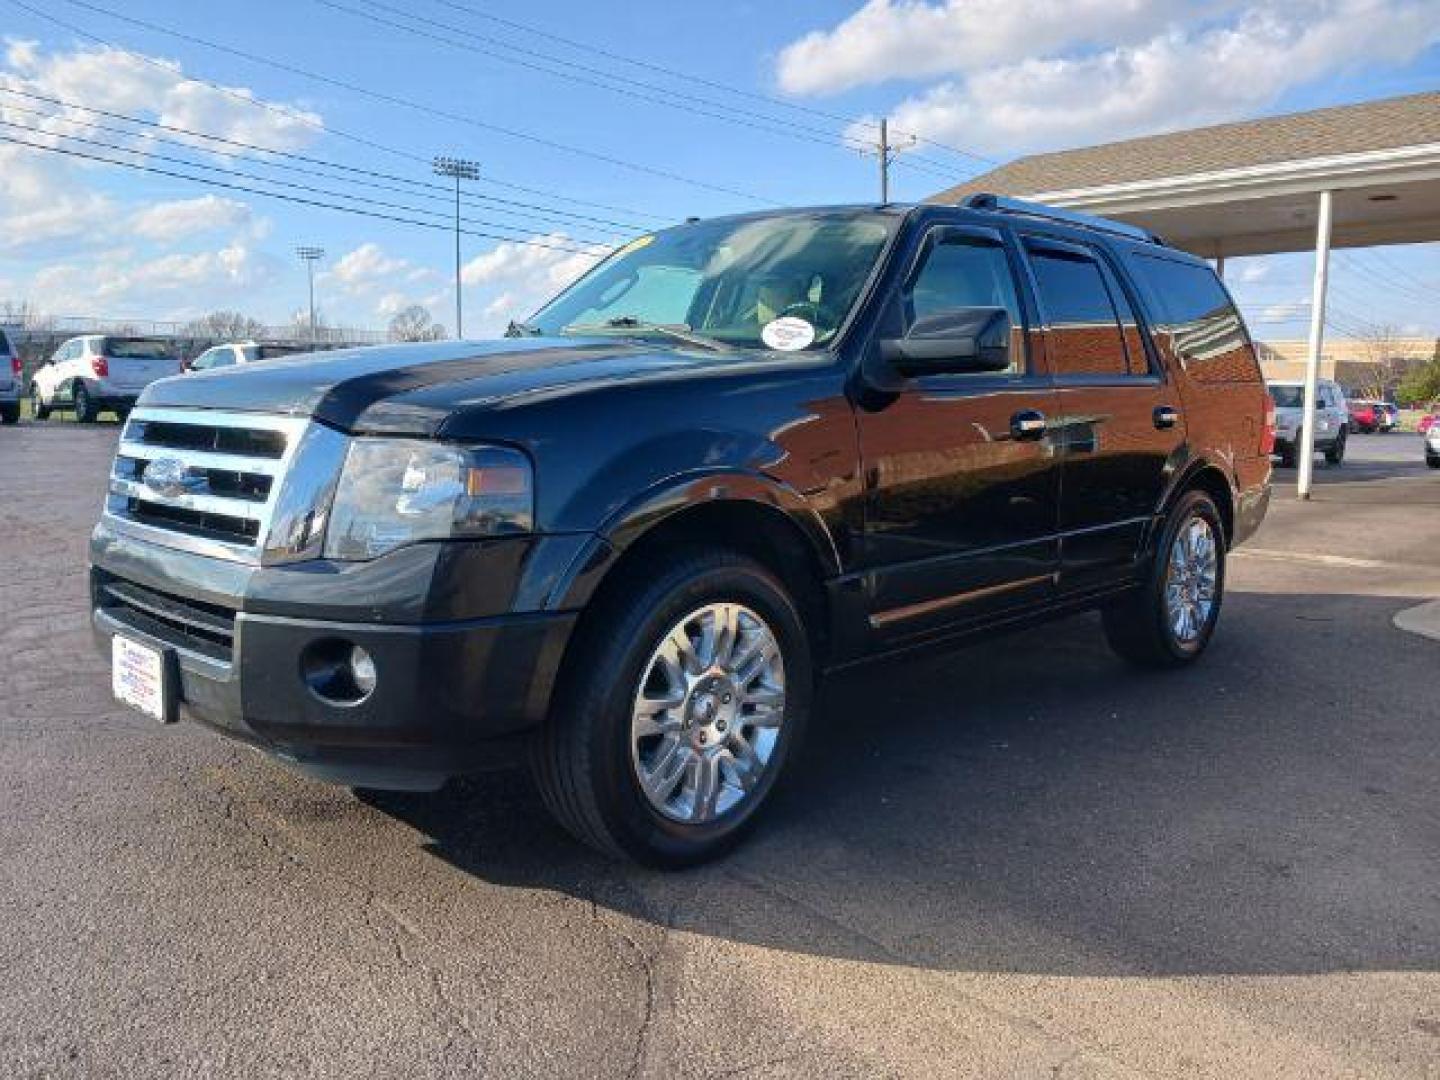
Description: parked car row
xmin=11 ymin=336 xmax=312 ymax=422
xmin=1348 ymin=398 xmax=1399 ymax=434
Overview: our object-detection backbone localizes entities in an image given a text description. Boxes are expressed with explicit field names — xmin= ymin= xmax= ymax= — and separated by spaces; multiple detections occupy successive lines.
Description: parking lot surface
xmin=2 ymin=423 xmax=1438 ymax=1079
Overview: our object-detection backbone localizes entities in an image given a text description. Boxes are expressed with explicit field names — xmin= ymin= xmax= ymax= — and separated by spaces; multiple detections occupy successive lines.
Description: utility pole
xmin=295 ymin=246 xmax=324 ymax=343
xmin=879 ymin=118 xmax=889 ymax=204
xmin=865 ymin=119 xmax=912 ymax=203
xmin=433 ymin=156 xmax=481 ymax=339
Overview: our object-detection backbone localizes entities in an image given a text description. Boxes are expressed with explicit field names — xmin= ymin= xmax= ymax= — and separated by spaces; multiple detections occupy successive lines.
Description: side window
xmin=906 ymin=234 xmax=1024 ymax=375
xmin=1025 ymin=242 xmax=1129 ymax=377
xmin=1129 ymin=254 xmax=1257 ymax=383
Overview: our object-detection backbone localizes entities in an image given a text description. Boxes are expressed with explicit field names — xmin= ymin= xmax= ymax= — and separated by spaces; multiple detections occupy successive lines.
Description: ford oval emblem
xmin=141 ymin=457 xmax=193 ymax=498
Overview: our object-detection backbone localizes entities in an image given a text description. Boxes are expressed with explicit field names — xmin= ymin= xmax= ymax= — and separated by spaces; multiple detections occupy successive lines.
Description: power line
xmin=0 ymin=93 xmax=638 ymax=242
xmin=0 ymin=131 xmax=603 ymax=254
xmin=315 ymin=0 xmax=976 ymax=181
xmin=3 ymin=0 xmax=673 ymax=222
xmin=0 ymin=117 xmax=614 ymax=249
xmin=33 ymin=0 xmax=782 ymax=205
xmin=415 ymin=0 xmax=998 ymax=167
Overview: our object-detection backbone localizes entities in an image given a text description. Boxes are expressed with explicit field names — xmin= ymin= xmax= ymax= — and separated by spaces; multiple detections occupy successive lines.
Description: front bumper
xmin=90 ymin=522 xmax=588 ymax=789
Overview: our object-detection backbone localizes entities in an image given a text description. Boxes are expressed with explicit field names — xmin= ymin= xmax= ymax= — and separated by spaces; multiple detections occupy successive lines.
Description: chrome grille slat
xmin=103 ymin=407 xmax=346 ymax=566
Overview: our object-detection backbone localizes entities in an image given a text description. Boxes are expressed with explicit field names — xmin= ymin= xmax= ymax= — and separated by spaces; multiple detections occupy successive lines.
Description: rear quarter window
xmin=1128 ymin=253 xmax=1259 ymax=383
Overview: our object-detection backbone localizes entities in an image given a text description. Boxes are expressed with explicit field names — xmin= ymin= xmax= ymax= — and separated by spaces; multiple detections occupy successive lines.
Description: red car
xmin=1348 ymin=400 xmax=1380 ymax=434
xmin=1419 ymin=410 xmax=1438 ymax=436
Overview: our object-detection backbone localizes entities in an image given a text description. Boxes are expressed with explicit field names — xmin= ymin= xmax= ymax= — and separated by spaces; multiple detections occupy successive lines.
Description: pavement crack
xmin=586 ymin=887 xmax=669 ymax=1080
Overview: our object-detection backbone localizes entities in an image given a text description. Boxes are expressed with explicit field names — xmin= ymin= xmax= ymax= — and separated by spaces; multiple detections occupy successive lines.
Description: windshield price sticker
xmin=761 ymin=317 xmax=816 ymax=352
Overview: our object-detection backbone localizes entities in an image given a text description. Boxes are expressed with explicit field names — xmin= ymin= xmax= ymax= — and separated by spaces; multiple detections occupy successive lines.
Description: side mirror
xmin=879 ymin=307 xmax=1012 ymax=376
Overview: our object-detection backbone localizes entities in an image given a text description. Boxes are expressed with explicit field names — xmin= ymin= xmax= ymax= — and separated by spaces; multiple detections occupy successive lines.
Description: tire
xmin=0 ymin=401 xmax=18 ymax=425
xmin=73 ymin=384 xmax=98 ymax=424
xmin=30 ymin=384 xmax=49 ymax=420
xmin=1324 ymin=429 xmax=1346 ymax=465
xmin=1428 ymin=456 xmax=1440 ymax=470
xmin=1103 ymin=490 xmax=1226 ymax=669
xmin=531 ymin=547 xmax=813 ymax=867
xmin=1276 ymin=445 xmax=1296 ymax=468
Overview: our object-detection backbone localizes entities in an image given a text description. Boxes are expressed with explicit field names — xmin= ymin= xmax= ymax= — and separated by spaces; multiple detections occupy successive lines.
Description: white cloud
xmin=804 ymin=1 xmax=1440 ymax=157
xmin=776 ymin=0 xmax=1187 ymax=95
xmin=26 ymin=242 xmax=282 ymax=316
xmin=1 ymin=42 xmax=322 ymax=152
xmin=127 ymin=195 xmax=251 ymax=241
xmin=329 ymin=242 xmax=408 ymax=289
xmin=462 ymin=234 xmax=604 ymax=331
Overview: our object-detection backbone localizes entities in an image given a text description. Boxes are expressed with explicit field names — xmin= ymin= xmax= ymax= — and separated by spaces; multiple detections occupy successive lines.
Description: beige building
xmin=1254 ymin=336 xmax=1434 ymax=389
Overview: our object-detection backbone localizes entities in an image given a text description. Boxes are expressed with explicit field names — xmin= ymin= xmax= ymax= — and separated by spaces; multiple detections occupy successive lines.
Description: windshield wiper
xmin=561 ymin=316 xmax=731 ymax=353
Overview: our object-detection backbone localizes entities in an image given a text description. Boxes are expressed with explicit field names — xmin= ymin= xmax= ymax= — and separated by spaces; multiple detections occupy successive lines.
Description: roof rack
xmin=961 ymin=193 xmax=1165 ymax=246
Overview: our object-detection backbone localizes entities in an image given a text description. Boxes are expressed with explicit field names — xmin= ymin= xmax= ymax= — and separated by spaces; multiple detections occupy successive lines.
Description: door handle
xmin=1153 ymin=405 xmax=1181 ymax=430
xmin=1010 ymin=409 xmax=1048 ymax=441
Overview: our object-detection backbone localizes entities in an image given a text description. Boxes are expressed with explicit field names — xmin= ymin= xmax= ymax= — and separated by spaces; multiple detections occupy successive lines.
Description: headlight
xmin=324 ymin=439 xmax=533 ymax=560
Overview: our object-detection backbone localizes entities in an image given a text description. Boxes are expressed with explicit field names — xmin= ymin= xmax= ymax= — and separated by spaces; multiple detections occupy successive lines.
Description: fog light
xmin=301 ymin=639 xmax=377 ymax=705
xmin=349 ymin=646 xmax=377 ymax=696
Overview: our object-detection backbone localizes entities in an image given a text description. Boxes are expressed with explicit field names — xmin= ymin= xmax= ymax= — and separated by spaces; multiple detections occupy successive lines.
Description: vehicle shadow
xmin=361 ymin=588 xmax=1440 ymax=978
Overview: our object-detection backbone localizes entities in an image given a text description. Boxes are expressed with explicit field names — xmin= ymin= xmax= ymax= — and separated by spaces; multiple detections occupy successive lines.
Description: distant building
xmin=1255 ymin=337 xmax=1434 ymax=393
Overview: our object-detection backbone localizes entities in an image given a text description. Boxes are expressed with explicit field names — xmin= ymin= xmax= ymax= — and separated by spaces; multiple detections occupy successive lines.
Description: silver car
xmin=0 ymin=325 xmax=19 ymax=424
xmin=1267 ymin=379 xmax=1348 ymax=467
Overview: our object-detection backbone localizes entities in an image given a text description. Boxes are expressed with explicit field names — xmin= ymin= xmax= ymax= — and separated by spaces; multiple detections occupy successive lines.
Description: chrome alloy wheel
xmin=630 ymin=603 xmax=786 ymax=824
xmin=1164 ymin=516 xmax=1218 ymax=645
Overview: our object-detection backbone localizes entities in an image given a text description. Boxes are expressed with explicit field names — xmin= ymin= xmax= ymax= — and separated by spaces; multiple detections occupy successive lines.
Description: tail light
xmin=1260 ymin=394 xmax=1276 ymax=455
xmin=91 ymin=354 xmax=109 ymax=378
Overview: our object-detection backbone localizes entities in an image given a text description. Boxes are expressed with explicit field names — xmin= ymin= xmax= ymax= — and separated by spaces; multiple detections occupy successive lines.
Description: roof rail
xmin=961 ymin=193 xmax=1165 ymax=246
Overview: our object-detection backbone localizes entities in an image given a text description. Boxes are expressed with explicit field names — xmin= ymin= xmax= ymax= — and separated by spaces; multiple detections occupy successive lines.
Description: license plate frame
xmin=112 ymin=635 xmax=176 ymax=724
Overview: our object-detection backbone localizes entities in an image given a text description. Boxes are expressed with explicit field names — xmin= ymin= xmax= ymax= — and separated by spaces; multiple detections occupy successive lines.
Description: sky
xmin=0 ymin=0 xmax=1438 ymax=341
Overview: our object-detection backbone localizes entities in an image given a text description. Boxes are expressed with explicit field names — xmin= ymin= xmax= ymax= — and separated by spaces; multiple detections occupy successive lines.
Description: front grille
xmin=104 ymin=406 xmax=332 ymax=563
xmin=98 ymin=575 xmax=236 ymax=662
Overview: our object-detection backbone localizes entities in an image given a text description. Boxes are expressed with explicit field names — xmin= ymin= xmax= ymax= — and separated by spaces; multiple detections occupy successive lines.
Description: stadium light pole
xmin=433 ymin=156 xmax=481 ymax=339
xmin=295 ymin=246 xmax=325 ymax=343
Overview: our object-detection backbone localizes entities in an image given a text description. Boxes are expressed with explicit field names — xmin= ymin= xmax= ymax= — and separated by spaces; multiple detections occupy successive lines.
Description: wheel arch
xmin=552 ymin=472 xmax=841 ymax=666
xmin=1163 ymin=457 xmax=1236 ymax=548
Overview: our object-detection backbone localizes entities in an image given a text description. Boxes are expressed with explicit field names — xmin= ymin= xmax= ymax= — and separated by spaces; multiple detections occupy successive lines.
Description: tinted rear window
xmin=256 ymin=345 xmax=304 ymax=361
xmin=1028 ymin=248 xmax=1129 ymax=377
xmin=1268 ymin=385 xmax=1303 ymax=408
xmin=105 ymin=338 xmax=172 ymax=359
xmin=1130 ymin=254 xmax=1258 ymax=383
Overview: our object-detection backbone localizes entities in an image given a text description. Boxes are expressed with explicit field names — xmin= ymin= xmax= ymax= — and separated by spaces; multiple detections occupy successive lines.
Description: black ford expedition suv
xmin=91 ymin=197 xmax=1272 ymax=866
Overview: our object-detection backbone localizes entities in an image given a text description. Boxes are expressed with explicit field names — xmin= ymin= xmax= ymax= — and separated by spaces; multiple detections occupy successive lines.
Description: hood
xmin=138 ymin=338 xmax=745 ymax=433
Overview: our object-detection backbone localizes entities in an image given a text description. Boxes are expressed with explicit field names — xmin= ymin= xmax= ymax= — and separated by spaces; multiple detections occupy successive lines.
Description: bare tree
xmin=387 ymin=305 xmax=446 ymax=342
xmin=1348 ymin=324 xmax=1410 ymax=401
xmin=0 ymin=299 xmax=50 ymax=330
xmin=183 ymin=310 xmax=266 ymax=341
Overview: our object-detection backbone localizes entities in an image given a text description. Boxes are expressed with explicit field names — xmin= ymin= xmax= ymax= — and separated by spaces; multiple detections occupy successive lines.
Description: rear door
xmin=1016 ymin=233 xmax=1184 ymax=595
xmin=858 ymin=220 xmax=1061 ymax=640
xmin=102 ymin=338 xmax=180 ymax=391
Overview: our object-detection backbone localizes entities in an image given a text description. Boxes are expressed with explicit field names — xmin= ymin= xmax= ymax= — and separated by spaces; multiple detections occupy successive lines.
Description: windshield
xmin=528 ymin=211 xmax=897 ymax=351
xmin=1268 ymin=385 xmax=1304 ymax=408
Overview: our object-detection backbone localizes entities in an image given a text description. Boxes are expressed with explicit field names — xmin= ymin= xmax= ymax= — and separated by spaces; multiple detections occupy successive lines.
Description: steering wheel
xmin=777 ymin=301 xmax=839 ymax=334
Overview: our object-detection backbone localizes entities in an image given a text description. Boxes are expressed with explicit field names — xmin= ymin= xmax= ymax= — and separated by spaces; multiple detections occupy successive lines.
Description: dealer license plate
xmin=112 ymin=636 xmax=171 ymax=723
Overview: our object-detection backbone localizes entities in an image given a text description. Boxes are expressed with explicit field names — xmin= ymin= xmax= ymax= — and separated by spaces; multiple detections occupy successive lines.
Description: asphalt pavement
xmin=2 ymin=423 xmax=1437 ymax=1079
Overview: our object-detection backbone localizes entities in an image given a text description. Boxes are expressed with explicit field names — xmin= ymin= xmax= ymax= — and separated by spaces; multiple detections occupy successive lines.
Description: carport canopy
xmin=932 ymin=92 xmax=1440 ymax=498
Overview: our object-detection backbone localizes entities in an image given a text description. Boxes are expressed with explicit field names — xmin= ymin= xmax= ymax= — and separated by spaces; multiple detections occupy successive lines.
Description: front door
xmin=1016 ymin=234 xmax=1185 ymax=594
xmin=858 ymin=223 xmax=1061 ymax=642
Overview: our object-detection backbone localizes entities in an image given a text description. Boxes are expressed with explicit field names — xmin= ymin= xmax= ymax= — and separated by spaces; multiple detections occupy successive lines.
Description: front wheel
xmin=532 ymin=548 xmax=812 ymax=867
xmin=1104 ymin=490 xmax=1226 ymax=668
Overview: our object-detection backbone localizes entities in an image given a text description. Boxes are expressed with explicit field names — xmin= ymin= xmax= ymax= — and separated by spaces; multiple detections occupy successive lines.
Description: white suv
xmin=1266 ymin=378 xmax=1349 ymax=467
xmin=0 ymin=326 xmax=20 ymax=424
xmin=187 ymin=341 xmax=307 ymax=372
xmin=31 ymin=335 xmax=182 ymax=423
